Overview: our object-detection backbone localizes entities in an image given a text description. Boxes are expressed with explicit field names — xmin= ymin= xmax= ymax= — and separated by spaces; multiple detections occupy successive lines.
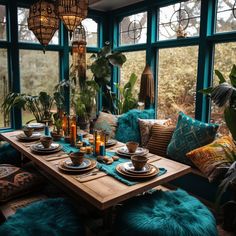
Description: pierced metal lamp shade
xmin=58 ymin=0 xmax=88 ymax=37
xmin=27 ymin=0 xmax=59 ymax=47
xmin=72 ymin=23 xmax=87 ymax=87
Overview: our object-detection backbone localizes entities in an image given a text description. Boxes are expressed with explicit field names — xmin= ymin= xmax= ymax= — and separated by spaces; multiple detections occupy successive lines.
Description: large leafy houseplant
xmin=2 ymin=91 xmax=64 ymax=123
xmin=201 ymin=65 xmax=236 ymax=140
xmin=89 ymin=42 xmax=126 ymax=112
xmin=115 ymin=73 xmax=139 ymax=114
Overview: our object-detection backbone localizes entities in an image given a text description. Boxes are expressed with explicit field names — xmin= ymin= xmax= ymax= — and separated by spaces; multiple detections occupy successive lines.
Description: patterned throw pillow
xmin=0 ymin=164 xmax=43 ymax=202
xmin=94 ymin=112 xmax=118 ymax=138
xmin=186 ymin=136 xmax=236 ymax=182
xmin=147 ymin=124 xmax=175 ymax=157
xmin=167 ymin=112 xmax=219 ymax=166
xmin=138 ymin=119 xmax=172 ymax=147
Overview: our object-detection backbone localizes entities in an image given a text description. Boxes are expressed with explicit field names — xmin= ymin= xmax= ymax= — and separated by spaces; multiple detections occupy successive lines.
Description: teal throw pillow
xmin=167 ymin=112 xmax=219 ymax=166
xmin=115 ymin=109 xmax=155 ymax=143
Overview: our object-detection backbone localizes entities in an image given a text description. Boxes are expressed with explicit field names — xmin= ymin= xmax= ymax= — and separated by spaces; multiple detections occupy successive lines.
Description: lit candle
xmin=71 ymin=124 xmax=76 ymax=146
xmin=95 ymin=136 xmax=101 ymax=155
xmin=86 ymin=146 xmax=92 ymax=154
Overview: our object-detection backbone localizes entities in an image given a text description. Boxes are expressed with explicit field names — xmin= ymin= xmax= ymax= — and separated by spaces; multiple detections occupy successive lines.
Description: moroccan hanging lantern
xmin=27 ymin=0 xmax=59 ymax=49
xmin=58 ymin=0 xmax=88 ymax=39
xmin=71 ymin=23 xmax=87 ymax=88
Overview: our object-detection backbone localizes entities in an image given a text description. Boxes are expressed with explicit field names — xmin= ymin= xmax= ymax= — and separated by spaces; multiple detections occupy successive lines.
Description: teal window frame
xmin=111 ymin=0 xmax=236 ymax=122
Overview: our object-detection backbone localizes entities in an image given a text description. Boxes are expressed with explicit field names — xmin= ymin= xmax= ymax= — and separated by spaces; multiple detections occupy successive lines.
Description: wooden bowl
xmin=40 ymin=136 xmax=53 ymax=148
xmin=131 ymin=155 xmax=148 ymax=171
xmin=23 ymin=127 xmax=33 ymax=137
xmin=69 ymin=152 xmax=84 ymax=166
xmin=126 ymin=141 xmax=139 ymax=153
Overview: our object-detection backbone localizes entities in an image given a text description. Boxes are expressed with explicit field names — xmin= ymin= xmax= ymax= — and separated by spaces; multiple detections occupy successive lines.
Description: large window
xmin=216 ymin=0 xmax=236 ymax=33
xmin=18 ymin=7 xmax=59 ymax=44
xmin=158 ymin=0 xmax=201 ymax=40
xmin=157 ymin=46 xmax=198 ymax=122
xmin=20 ymin=50 xmax=59 ymax=124
xmin=119 ymin=12 xmax=147 ymax=46
xmin=82 ymin=18 xmax=98 ymax=47
xmin=119 ymin=51 xmax=146 ymax=94
xmin=0 ymin=49 xmax=10 ymax=128
xmin=0 ymin=5 xmax=7 ymax=40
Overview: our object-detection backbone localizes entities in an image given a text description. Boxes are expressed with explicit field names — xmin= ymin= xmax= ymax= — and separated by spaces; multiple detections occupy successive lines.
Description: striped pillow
xmin=147 ymin=124 xmax=175 ymax=157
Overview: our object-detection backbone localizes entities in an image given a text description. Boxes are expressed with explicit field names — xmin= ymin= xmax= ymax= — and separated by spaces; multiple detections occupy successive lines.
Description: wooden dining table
xmin=0 ymin=130 xmax=191 ymax=211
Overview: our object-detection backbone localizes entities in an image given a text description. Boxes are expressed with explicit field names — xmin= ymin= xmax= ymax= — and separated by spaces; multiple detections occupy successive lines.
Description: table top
xmin=0 ymin=131 xmax=191 ymax=210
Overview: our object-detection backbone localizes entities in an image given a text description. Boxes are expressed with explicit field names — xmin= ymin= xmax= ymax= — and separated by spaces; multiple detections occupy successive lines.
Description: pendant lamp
xmin=58 ymin=0 xmax=88 ymax=38
xmin=27 ymin=0 xmax=59 ymax=49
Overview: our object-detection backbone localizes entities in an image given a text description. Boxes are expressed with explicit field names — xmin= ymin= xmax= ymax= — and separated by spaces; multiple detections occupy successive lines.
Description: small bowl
xmin=23 ymin=127 xmax=33 ymax=137
xmin=126 ymin=141 xmax=139 ymax=153
xmin=69 ymin=152 xmax=84 ymax=166
xmin=131 ymin=155 xmax=148 ymax=171
xmin=40 ymin=136 xmax=53 ymax=148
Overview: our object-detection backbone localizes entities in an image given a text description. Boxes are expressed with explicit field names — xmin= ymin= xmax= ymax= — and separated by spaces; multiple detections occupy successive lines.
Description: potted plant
xmin=89 ymin=42 xmax=127 ymax=113
xmin=50 ymin=113 xmax=63 ymax=141
xmin=201 ymin=65 xmax=236 ymax=140
xmin=115 ymin=73 xmax=139 ymax=114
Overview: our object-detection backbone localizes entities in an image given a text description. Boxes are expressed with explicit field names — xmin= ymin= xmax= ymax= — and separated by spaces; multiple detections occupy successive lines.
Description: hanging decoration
xmin=71 ymin=22 xmax=87 ymax=88
xmin=58 ymin=0 xmax=89 ymax=39
xmin=127 ymin=20 xmax=142 ymax=43
xmin=170 ymin=3 xmax=189 ymax=39
xmin=27 ymin=0 xmax=59 ymax=50
xmin=139 ymin=65 xmax=154 ymax=108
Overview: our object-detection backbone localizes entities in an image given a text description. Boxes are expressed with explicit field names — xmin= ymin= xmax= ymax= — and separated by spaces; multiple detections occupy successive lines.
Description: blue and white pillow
xmin=167 ymin=112 xmax=219 ymax=166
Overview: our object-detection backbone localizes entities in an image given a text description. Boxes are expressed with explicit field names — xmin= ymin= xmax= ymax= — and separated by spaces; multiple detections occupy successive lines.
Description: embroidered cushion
xmin=167 ymin=112 xmax=219 ymax=166
xmin=115 ymin=109 xmax=155 ymax=143
xmin=186 ymin=136 xmax=236 ymax=182
xmin=94 ymin=112 xmax=118 ymax=138
xmin=138 ymin=119 xmax=172 ymax=147
xmin=0 ymin=164 xmax=43 ymax=202
xmin=147 ymin=124 xmax=175 ymax=157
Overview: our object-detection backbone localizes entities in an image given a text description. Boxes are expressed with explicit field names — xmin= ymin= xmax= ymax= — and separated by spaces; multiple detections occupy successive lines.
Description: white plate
xmin=26 ymin=123 xmax=45 ymax=129
xmin=33 ymin=143 xmax=60 ymax=151
xmin=117 ymin=146 xmax=146 ymax=155
xmin=123 ymin=162 xmax=150 ymax=174
xmin=63 ymin=159 xmax=91 ymax=170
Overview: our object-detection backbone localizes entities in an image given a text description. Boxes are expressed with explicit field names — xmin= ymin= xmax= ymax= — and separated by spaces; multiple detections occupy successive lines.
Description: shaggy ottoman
xmin=0 ymin=198 xmax=85 ymax=236
xmin=114 ymin=189 xmax=217 ymax=236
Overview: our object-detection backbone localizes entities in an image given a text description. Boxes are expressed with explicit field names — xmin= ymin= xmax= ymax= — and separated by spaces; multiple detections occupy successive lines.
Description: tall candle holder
xmin=62 ymin=113 xmax=67 ymax=136
xmin=93 ymin=130 xmax=102 ymax=156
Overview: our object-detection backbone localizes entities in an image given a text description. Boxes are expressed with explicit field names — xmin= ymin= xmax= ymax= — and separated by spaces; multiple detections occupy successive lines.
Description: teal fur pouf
xmin=0 ymin=198 xmax=86 ymax=236
xmin=115 ymin=109 xmax=155 ymax=143
xmin=0 ymin=143 xmax=21 ymax=166
xmin=114 ymin=189 xmax=217 ymax=236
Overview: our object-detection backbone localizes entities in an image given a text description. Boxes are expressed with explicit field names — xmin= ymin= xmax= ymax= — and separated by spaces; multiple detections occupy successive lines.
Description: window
xmin=18 ymin=7 xmax=59 ymax=44
xmin=211 ymin=42 xmax=236 ymax=134
xmin=157 ymin=46 xmax=198 ymax=122
xmin=0 ymin=5 xmax=7 ymax=40
xmin=119 ymin=12 xmax=147 ymax=46
xmin=19 ymin=50 xmax=59 ymax=124
xmin=82 ymin=18 xmax=98 ymax=47
xmin=0 ymin=49 xmax=10 ymax=128
xmin=216 ymin=0 xmax=236 ymax=33
xmin=158 ymin=0 xmax=201 ymax=40
xmin=119 ymin=51 xmax=146 ymax=94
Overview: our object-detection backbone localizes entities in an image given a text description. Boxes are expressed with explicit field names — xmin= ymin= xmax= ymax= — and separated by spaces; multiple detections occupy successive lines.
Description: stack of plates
xmin=116 ymin=146 xmax=149 ymax=157
xmin=16 ymin=132 xmax=42 ymax=141
xmin=116 ymin=162 xmax=159 ymax=179
xmin=26 ymin=123 xmax=45 ymax=131
xmin=105 ymin=139 xmax=117 ymax=147
xmin=58 ymin=158 xmax=97 ymax=173
xmin=30 ymin=143 xmax=62 ymax=154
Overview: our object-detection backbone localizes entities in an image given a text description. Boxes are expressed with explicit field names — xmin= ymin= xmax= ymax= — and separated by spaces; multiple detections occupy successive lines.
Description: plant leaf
xmin=215 ymin=70 xmax=226 ymax=84
xmin=229 ymin=64 xmax=236 ymax=87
